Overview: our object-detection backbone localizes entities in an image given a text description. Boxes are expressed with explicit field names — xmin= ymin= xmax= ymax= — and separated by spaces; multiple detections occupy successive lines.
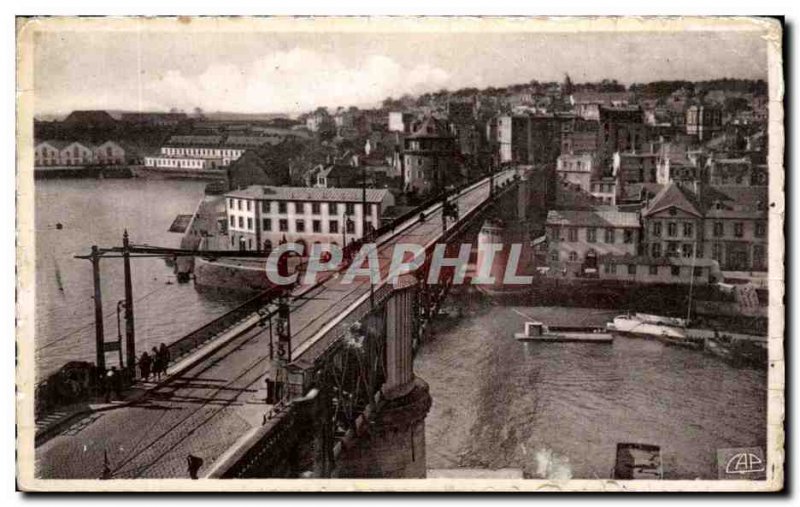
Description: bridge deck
xmin=35 ymin=171 xmax=516 ymax=479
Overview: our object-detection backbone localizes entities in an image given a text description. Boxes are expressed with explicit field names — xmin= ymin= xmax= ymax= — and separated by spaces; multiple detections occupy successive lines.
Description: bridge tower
xmin=334 ymin=274 xmax=432 ymax=478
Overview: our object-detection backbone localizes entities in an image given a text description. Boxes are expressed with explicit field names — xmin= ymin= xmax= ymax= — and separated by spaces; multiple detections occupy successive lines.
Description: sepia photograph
xmin=15 ymin=15 xmax=784 ymax=492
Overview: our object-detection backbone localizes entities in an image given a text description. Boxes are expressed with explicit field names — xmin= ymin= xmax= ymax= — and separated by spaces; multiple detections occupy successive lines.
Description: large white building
xmin=144 ymin=135 xmax=248 ymax=171
xmin=224 ymin=186 xmax=395 ymax=253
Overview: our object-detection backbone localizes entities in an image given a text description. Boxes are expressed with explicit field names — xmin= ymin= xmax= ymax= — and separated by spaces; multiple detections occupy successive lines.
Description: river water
xmin=34 ymin=178 xmax=243 ymax=380
xmin=415 ymin=303 xmax=767 ymax=480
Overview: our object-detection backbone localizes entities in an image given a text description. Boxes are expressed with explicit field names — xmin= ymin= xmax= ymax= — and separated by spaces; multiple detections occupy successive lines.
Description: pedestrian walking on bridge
xmin=158 ymin=343 xmax=170 ymax=378
xmin=138 ymin=351 xmax=151 ymax=382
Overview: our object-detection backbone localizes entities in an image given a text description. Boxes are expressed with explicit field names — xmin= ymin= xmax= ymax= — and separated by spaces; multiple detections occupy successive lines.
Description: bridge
xmin=36 ymin=168 xmax=533 ymax=479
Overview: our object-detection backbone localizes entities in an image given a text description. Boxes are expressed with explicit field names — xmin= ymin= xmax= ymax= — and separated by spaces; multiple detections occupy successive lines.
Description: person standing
xmin=139 ymin=351 xmax=151 ymax=382
xmin=158 ymin=343 xmax=170 ymax=377
xmin=151 ymin=346 xmax=162 ymax=381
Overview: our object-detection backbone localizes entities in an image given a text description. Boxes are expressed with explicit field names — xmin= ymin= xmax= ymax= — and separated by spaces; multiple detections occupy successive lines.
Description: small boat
xmin=515 ymin=321 xmax=613 ymax=344
xmin=704 ymin=337 xmax=734 ymax=360
xmin=657 ymin=333 xmax=704 ymax=350
xmin=613 ymin=443 xmax=663 ymax=479
xmin=606 ymin=313 xmax=686 ymax=340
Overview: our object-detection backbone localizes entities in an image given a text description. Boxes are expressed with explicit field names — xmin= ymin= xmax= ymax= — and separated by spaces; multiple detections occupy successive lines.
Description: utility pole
xmin=91 ymin=245 xmax=106 ymax=373
xmin=123 ymin=230 xmax=136 ymax=377
xmin=361 ymin=164 xmax=368 ymax=239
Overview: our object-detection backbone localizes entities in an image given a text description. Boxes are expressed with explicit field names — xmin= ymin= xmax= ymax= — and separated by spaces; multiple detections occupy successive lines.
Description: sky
xmin=32 ymin=27 xmax=769 ymax=117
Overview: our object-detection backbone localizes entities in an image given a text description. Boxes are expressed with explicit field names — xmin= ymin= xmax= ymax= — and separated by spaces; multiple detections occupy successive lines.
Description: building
xmin=556 ymin=153 xmax=595 ymax=192
xmin=388 ymin=112 xmax=416 ymax=133
xmin=545 ymin=209 xmax=641 ymax=277
xmin=642 ymin=181 xmax=767 ymax=272
xmin=402 ymin=116 xmax=460 ymax=194
xmin=34 ymin=140 xmax=69 ymax=166
xmin=145 ymin=135 xmax=248 ymax=170
xmin=613 ymin=151 xmax=660 ymax=184
xmin=598 ymin=254 xmax=716 ymax=285
xmin=224 ymin=185 xmax=395 ymax=252
xmin=589 ymin=177 xmax=618 ymax=206
xmin=93 ymin=141 xmax=139 ymax=166
xmin=599 ymin=106 xmax=647 ymax=167
xmin=570 ymin=91 xmax=632 ymax=121
xmin=560 ymin=119 xmax=600 ymax=155
xmin=707 ymin=157 xmax=761 ymax=186
xmin=305 ymin=113 xmax=335 ymax=133
xmin=59 ymin=141 xmax=95 ymax=166
xmin=497 ymin=113 xmax=565 ymax=166
xmin=685 ymin=105 xmax=723 ymax=141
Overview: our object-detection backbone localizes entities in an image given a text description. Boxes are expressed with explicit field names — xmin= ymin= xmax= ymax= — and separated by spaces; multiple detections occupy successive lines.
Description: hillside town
xmin=34 ymin=76 xmax=769 ymax=291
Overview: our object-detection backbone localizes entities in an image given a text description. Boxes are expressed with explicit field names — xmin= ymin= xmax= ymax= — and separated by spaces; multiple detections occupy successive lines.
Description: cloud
xmin=141 ymin=48 xmax=451 ymax=114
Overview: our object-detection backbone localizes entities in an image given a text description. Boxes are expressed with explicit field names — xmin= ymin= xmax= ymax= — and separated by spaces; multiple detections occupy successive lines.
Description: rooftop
xmin=165 ymin=135 xmax=223 ymax=146
xmin=546 ymin=209 xmax=640 ymax=228
xmin=226 ymin=185 xmax=390 ymax=203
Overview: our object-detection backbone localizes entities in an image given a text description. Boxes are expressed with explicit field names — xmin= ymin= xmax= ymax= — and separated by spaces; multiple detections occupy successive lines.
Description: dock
xmin=514 ymin=321 xmax=613 ymax=344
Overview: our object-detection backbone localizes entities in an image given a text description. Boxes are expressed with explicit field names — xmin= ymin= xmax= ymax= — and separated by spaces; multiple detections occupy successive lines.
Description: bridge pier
xmin=334 ymin=275 xmax=432 ymax=478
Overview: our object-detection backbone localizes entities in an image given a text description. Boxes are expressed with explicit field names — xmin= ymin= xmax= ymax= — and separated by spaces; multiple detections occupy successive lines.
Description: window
xmin=365 ymin=204 xmax=373 ymax=216
xmin=346 ymin=220 xmax=355 ymax=234
xmin=652 ymin=243 xmax=662 ymax=258
xmin=278 ymin=202 xmax=287 ymax=214
xmin=683 ymin=223 xmax=693 ymax=237
xmin=312 ymin=220 xmax=322 ymax=233
xmin=296 ymin=220 xmax=305 ymax=233
xmin=247 ymin=217 xmax=253 ymax=230
xmin=667 ymin=222 xmax=677 ymax=237
xmin=262 ymin=218 xmax=271 ymax=231
xmin=755 ymin=221 xmax=766 ymax=238
xmin=682 ymin=243 xmax=693 ymax=258
xmin=604 ymin=228 xmax=615 ymax=244
xmin=229 ymin=216 xmax=235 ymax=227
xmin=693 ymin=267 xmax=703 ymax=278
xmin=262 ymin=201 xmax=270 ymax=213
xmin=587 ymin=228 xmax=597 ymax=243
xmin=237 ymin=199 xmax=242 ymax=211
xmin=671 ymin=265 xmax=681 ymax=277
xmin=734 ymin=222 xmax=744 ymax=238
xmin=295 ymin=202 xmax=305 ymax=214
xmin=567 ymin=228 xmax=578 ymax=242
xmin=568 ymin=251 xmax=578 ymax=262
xmin=229 ymin=198 xmax=234 ymax=208
xmin=649 ymin=265 xmax=658 ymax=275
xmin=712 ymin=243 xmax=722 ymax=261
xmin=329 ymin=221 xmax=339 ymax=233
xmin=551 ymin=252 xmax=559 ymax=262
xmin=328 ymin=202 xmax=338 ymax=215
xmin=279 ymin=219 xmax=288 ymax=232
xmin=550 ymin=226 xmax=561 ymax=241
xmin=652 ymin=222 xmax=662 ymax=237
xmin=605 ymin=263 xmax=617 ymax=274
xmin=713 ymin=222 xmax=723 ymax=237
xmin=623 ymin=230 xmax=634 ymax=244
xmin=246 ymin=200 xmax=251 ymax=212
xmin=238 ymin=216 xmax=244 ymax=228
xmin=753 ymin=244 xmax=766 ymax=270
xmin=666 ymin=242 xmax=678 ymax=255
xmin=311 ymin=202 xmax=321 ymax=215
xmin=345 ymin=203 xmax=355 ymax=215
xmin=627 ymin=264 xmax=636 ymax=275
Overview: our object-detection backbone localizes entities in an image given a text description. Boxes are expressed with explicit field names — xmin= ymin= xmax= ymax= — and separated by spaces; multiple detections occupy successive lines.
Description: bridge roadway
xmin=36 ymin=170 xmax=517 ymax=479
